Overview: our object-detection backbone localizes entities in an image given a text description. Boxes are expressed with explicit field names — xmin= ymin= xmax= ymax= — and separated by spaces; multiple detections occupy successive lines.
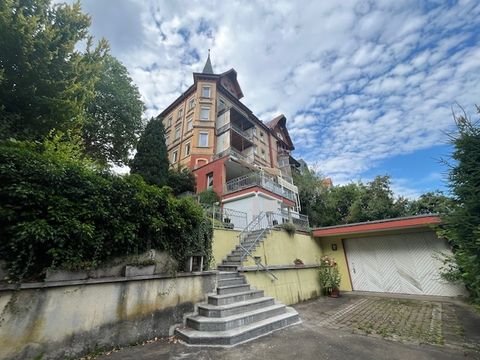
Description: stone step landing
xmin=175 ymin=271 xmax=300 ymax=346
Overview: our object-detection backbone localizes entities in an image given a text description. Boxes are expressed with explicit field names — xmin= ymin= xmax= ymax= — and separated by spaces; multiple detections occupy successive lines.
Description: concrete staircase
xmin=217 ymin=229 xmax=270 ymax=271
xmin=175 ymin=271 xmax=300 ymax=346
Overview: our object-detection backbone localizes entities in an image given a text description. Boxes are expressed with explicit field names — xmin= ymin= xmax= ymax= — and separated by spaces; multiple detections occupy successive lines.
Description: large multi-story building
xmin=158 ymin=54 xmax=301 ymax=222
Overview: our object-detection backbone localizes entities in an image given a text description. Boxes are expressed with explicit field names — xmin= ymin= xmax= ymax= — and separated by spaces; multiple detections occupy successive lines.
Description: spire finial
xmin=202 ymin=49 xmax=214 ymax=74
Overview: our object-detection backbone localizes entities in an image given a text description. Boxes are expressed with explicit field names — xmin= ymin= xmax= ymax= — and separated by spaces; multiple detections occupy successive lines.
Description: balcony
xmin=214 ymin=148 xmax=254 ymax=162
xmin=224 ymin=172 xmax=296 ymax=202
xmin=217 ymin=122 xmax=254 ymax=142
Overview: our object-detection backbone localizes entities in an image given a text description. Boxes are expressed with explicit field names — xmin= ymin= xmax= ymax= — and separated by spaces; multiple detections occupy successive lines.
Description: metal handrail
xmin=237 ymin=212 xmax=278 ymax=280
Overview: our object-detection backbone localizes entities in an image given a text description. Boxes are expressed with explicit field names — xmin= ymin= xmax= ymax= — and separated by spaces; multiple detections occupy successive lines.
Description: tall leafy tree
xmin=292 ymin=167 xmax=327 ymax=224
xmin=83 ymin=54 xmax=144 ymax=166
xmin=130 ymin=117 xmax=169 ymax=187
xmin=0 ymin=0 xmax=107 ymax=140
xmin=407 ymin=191 xmax=453 ymax=216
xmin=347 ymin=176 xmax=406 ymax=223
xmin=442 ymin=107 xmax=480 ymax=301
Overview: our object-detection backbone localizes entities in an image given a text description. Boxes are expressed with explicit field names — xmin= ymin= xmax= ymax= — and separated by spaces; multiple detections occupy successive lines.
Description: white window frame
xmin=202 ymin=86 xmax=211 ymax=98
xmin=206 ymin=173 xmax=214 ymax=189
xmin=186 ymin=117 xmax=193 ymax=131
xmin=174 ymin=125 xmax=181 ymax=140
xmin=198 ymin=132 xmax=209 ymax=147
xmin=172 ymin=150 xmax=178 ymax=163
xmin=178 ymin=108 xmax=183 ymax=120
xmin=188 ymin=97 xmax=195 ymax=110
xmin=200 ymin=106 xmax=210 ymax=121
xmin=167 ymin=117 xmax=173 ymax=127
xmin=185 ymin=142 xmax=191 ymax=156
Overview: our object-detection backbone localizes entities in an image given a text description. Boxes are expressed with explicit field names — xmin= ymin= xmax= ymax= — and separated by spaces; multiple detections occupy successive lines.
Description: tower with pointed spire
xmin=202 ymin=49 xmax=214 ymax=74
xmin=156 ymin=52 xmax=301 ymax=223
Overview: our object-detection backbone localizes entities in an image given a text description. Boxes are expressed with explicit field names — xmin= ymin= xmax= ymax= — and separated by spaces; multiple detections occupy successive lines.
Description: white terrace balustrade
xmin=224 ymin=172 xmax=296 ymax=202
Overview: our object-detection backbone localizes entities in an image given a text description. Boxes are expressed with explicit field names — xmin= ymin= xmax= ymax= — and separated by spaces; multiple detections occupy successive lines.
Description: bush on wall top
xmin=0 ymin=140 xmax=212 ymax=281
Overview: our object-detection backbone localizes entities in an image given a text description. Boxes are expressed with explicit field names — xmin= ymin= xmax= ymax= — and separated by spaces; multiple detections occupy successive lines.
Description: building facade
xmin=158 ymin=54 xmax=301 ymax=222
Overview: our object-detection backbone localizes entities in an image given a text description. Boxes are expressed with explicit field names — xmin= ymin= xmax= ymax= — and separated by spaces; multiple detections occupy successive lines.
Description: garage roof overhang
xmin=312 ymin=215 xmax=441 ymax=238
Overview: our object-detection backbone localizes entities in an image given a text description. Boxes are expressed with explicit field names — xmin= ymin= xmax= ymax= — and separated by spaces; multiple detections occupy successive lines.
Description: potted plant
xmin=318 ymin=256 xmax=341 ymax=297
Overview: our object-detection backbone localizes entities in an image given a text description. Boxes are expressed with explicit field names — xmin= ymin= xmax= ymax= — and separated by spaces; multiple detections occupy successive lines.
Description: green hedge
xmin=0 ymin=142 xmax=212 ymax=281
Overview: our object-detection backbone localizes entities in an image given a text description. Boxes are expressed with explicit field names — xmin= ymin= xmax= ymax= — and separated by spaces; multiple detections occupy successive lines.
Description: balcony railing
xmin=201 ymin=205 xmax=248 ymax=231
xmin=214 ymin=148 xmax=254 ymax=162
xmin=225 ymin=172 xmax=296 ymax=201
xmin=217 ymin=122 xmax=253 ymax=141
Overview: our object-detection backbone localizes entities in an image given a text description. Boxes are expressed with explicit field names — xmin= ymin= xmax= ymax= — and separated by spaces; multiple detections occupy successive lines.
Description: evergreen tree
xmin=443 ymin=107 xmax=480 ymax=301
xmin=130 ymin=117 xmax=169 ymax=187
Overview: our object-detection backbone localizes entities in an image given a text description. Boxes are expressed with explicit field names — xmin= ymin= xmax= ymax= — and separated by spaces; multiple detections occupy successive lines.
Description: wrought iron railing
xmin=280 ymin=210 xmax=310 ymax=231
xmin=202 ymin=205 xmax=248 ymax=231
xmin=224 ymin=172 xmax=296 ymax=201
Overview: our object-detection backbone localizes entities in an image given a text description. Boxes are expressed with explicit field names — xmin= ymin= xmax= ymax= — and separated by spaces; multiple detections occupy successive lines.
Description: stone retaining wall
xmin=0 ymin=272 xmax=216 ymax=360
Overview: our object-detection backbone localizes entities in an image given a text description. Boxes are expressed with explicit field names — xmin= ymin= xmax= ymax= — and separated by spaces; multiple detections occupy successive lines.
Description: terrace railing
xmin=225 ymin=172 xmax=296 ymax=201
xmin=202 ymin=205 xmax=248 ymax=231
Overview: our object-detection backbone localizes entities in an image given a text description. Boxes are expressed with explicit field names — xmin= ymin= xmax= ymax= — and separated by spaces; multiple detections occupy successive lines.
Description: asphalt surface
xmin=94 ymin=294 xmax=480 ymax=360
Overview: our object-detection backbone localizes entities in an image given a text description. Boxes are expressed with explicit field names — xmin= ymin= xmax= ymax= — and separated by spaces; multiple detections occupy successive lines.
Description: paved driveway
xmin=93 ymin=294 xmax=480 ymax=360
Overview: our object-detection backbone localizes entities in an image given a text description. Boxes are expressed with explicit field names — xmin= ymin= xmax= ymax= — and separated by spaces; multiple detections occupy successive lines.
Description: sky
xmin=68 ymin=0 xmax=480 ymax=198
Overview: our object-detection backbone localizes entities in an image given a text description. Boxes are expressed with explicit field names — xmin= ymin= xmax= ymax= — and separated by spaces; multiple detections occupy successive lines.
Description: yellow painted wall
xmin=243 ymin=229 xmax=322 ymax=267
xmin=318 ymin=238 xmax=353 ymax=291
xmin=212 ymin=229 xmax=240 ymax=267
xmin=244 ymin=268 xmax=320 ymax=305
xmin=240 ymin=230 xmax=324 ymax=305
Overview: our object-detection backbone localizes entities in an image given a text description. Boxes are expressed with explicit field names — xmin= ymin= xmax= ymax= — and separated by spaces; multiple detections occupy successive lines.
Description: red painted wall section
xmin=193 ymin=157 xmax=226 ymax=196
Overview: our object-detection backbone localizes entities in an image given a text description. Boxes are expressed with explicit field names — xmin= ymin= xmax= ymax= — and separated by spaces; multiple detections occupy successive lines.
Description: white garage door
xmin=344 ymin=231 xmax=465 ymax=296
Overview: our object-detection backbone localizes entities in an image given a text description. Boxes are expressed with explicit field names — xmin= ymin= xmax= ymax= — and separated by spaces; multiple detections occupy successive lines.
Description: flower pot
xmin=329 ymin=287 xmax=340 ymax=298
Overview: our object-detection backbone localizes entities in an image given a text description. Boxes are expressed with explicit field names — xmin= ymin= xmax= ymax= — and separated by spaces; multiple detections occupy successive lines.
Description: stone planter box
xmin=123 ymin=265 xmax=155 ymax=277
xmin=45 ymin=269 xmax=89 ymax=282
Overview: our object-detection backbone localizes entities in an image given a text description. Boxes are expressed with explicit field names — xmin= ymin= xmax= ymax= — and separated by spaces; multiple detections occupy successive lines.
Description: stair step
xmin=221 ymin=261 xmax=241 ymax=266
xmin=217 ymin=265 xmax=239 ymax=271
xmin=175 ymin=307 xmax=301 ymax=346
xmin=198 ymin=297 xmax=275 ymax=318
xmin=186 ymin=304 xmax=286 ymax=331
xmin=217 ymin=284 xmax=250 ymax=295
xmin=230 ymin=250 xmax=245 ymax=256
xmin=218 ymin=272 xmax=240 ymax=280
xmin=226 ymin=255 xmax=243 ymax=262
xmin=218 ymin=277 xmax=246 ymax=287
xmin=208 ymin=290 xmax=264 ymax=306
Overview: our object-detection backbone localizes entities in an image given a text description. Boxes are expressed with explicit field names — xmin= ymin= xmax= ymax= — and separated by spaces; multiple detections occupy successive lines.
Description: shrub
xmin=198 ymin=189 xmax=220 ymax=206
xmin=0 ymin=141 xmax=212 ymax=281
xmin=318 ymin=256 xmax=341 ymax=295
xmin=279 ymin=222 xmax=296 ymax=236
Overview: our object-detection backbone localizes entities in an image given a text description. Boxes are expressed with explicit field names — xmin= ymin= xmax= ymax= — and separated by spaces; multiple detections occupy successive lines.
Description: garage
xmin=314 ymin=215 xmax=466 ymax=297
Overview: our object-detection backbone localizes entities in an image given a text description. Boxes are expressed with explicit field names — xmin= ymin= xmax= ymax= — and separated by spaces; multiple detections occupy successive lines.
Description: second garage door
xmin=343 ymin=231 xmax=465 ymax=296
